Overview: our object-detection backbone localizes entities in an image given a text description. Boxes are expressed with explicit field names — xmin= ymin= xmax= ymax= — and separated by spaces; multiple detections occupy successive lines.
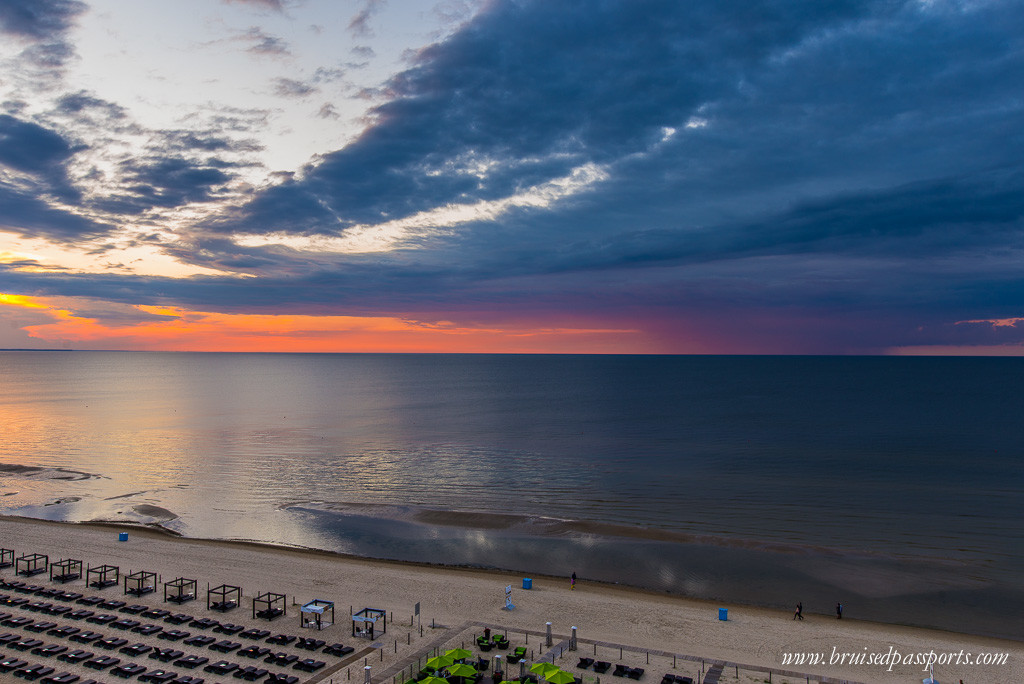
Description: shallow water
xmin=1 ymin=351 xmax=1022 ymax=638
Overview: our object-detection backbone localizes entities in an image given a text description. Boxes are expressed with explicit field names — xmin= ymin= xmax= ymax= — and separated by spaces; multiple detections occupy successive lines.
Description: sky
xmin=1 ymin=0 xmax=1023 ymax=354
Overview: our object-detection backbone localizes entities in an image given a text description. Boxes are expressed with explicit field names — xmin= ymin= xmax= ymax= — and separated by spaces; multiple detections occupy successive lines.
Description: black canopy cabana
xmin=300 ymin=599 xmax=334 ymax=630
xmin=50 ymin=558 xmax=83 ymax=583
xmin=352 ymin=607 xmax=387 ymax=639
xmin=165 ymin=577 xmax=197 ymax=604
xmin=125 ymin=570 xmax=157 ymax=596
xmin=208 ymin=584 xmax=241 ymax=612
xmin=253 ymin=592 xmax=286 ymax=620
xmin=16 ymin=553 xmax=48 ymax=577
xmin=87 ymin=564 xmax=119 ymax=589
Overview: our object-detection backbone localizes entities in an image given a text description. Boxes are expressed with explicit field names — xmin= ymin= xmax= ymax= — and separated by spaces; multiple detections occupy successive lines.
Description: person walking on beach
xmin=793 ymin=602 xmax=803 ymax=620
xmin=571 ymin=572 xmax=577 ymax=590
xmin=836 ymin=602 xmax=843 ymax=619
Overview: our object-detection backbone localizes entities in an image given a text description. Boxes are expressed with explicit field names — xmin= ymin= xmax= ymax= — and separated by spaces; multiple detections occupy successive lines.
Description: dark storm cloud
xmin=0 ymin=113 xmax=73 ymax=174
xmin=0 ymin=183 xmax=110 ymax=240
xmin=0 ymin=113 xmax=82 ymax=202
xmin=93 ymin=156 xmax=234 ymax=215
xmin=208 ymin=0 xmax=893 ymax=235
xmin=0 ymin=0 xmax=85 ymax=40
xmin=54 ymin=90 xmax=128 ymax=119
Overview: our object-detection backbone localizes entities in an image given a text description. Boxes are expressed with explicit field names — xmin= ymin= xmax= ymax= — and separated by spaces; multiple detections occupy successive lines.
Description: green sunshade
xmin=546 ymin=671 xmax=576 ymax=684
xmin=427 ymin=656 xmax=455 ymax=671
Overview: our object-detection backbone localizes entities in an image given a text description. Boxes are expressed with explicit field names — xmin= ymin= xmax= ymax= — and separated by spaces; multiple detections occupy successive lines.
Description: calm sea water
xmin=0 ymin=352 xmax=1021 ymax=638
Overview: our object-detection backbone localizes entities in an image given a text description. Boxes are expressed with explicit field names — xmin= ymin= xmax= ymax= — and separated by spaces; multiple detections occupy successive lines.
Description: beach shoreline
xmin=0 ymin=514 xmax=1020 ymax=684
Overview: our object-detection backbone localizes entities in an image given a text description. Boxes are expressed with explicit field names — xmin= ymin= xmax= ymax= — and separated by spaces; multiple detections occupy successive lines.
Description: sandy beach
xmin=0 ymin=516 xmax=1019 ymax=684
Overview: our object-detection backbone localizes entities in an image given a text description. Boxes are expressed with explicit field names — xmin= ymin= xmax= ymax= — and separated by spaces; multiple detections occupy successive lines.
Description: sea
xmin=0 ymin=351 xmax=1021 ymax=640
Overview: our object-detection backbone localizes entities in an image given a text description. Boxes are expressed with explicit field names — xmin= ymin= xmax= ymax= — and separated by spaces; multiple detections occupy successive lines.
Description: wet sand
xmin=0 ymin=515 xmax=1020 ymax=684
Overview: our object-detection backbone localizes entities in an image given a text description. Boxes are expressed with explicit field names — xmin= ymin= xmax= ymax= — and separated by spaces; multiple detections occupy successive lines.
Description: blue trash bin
xmin=718 ymin=608 xmax=728 ymax=621
xmin=118 ymin=532 xmax=128 ymax=542
xmin=523 ymin=578 xmax=532 ymax=589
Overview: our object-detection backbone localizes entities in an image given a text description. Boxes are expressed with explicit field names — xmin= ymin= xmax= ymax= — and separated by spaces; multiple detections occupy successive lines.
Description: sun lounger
xmin=26 ymin=621 xmax=59 ymax=632
xmin=119 ymin=643 xmax=153 ymax=657
xmin=0 ymin=657 xmax=29 ymax=673
xmin=265 ymin=674 xmax=298 ymax=684
xmin=163 ymin=614 xmax=192 ymax=626
xmin=626 ymin=667 xmax=644 ymax=679
xmin=138 ymin=669 xmax=178 ymax=683
xmin=32 ymin=644 xmax=68 ymax=658
xmin=84 ymin=655 xmax=120 ymax=670
xmin=69 ymin=632 xmax=102 ymax=644
xmin=111 ymin=663 xmax=148 ymax=678
xmin=149 ymin=649 xmax=184 ymax=663
xmin=119 ymin=605 xmax=147 ymax=615
xmin=202 ymin=660 xmax=238 ymax=675
xmin=239 ymin=629 xmax=270 ymax=641
xmin=39 ymin=672 xmax=80 ymax=684
xmin=95 ymin=637 xmax=129 ymax=650
xmin=12 ymin=637 xmax=45 ymax=651
xmin=58 ymin=650 xmax=94 ymax=664
xmin=592 ymin=662 xmax=611 ymax=674
xmin=15 ymin=662 xmax=55 ymax=679
xmin=173 ymin=655 xmax=209 ymax=669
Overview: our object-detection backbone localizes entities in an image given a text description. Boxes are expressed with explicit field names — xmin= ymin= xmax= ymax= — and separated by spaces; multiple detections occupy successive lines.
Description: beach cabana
xmin=253 ymin=591 xmax=286 ymax=621
xmin=164 ymin=577 xmax=197 ymax=604
xmin=208 ymin=583 xmax=241 ymax=612
xmin=0 ymin=549 xmax=13 ymax=569
xmin=352 ymin=607 xmax=386 ymax=639
xmin=50 ymin=558 xmax=83 ymax=583
xmin=300 ymin=599 xmax=334 ymax=631
xmin=124 ymin=570 xmax=157 ymax=596
xmin=16 ymin=552 xmax=48 ymax=577
xmin=87 ymin=564 xmax=119 ymax=589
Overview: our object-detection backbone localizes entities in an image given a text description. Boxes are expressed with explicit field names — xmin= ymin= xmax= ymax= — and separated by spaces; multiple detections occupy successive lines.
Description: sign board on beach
xmin=414 ymin=602 xmax=420 ymax=616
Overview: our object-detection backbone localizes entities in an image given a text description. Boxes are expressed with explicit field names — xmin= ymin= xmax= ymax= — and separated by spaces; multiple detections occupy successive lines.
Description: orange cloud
xmin=4 ymin=293 xmax=648 ymax=353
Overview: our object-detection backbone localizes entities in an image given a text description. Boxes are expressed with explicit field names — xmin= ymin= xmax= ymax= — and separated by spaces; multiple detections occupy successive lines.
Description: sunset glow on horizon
xmin=2 ymin=1 xmax=1023 ymax=354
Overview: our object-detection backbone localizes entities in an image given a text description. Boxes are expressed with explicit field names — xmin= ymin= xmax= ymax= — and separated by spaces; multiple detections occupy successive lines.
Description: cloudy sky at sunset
xmin=1 ymin=0 xmax=1022 ymax=353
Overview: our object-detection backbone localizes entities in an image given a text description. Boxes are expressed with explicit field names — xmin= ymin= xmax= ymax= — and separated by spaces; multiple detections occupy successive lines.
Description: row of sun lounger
xmin=574 ymin=658 xmax=644 ymax=679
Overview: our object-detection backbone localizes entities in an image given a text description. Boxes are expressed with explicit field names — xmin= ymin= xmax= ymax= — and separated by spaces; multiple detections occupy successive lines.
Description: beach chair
xmin=159 ymin=629 xmax=189 ymax=641
xmin=592 ymin=662 xmax=610 ymax=674
xmin=0 ymin=657 xmax=28 ymax=673
xmin=111 ymin=663 xmax=147 ymax=678
xmin=265 ymin=675 xmax=298 ymax=684
xmin=576 ymin=657 xmax=594 ymax=669
xmin=120 ymin=643 xmax=153 ymax=657
xmin=149 ymin=649 xmax=184 ymax=663
xmin=173 ymin=655 xmax=209 ymax=669
xmin=40 ymin=672 xmax=79 ymax=684
xmin=58 ymin=650 xmax=94 ymax=664
xmin=16 ymin=663 xmax=55 ymax=679
xmin=32 ymin=644 xmax=69 ymax=658
xmin=69 ymin=632 xmax=102 ymax=644
xmin=84 ymin=654 xmax=121 ymax=670
xmin=95 ymin=637 xmax=128 ymax=650
xmin=626 ymin=667 xmax=644 ymax=679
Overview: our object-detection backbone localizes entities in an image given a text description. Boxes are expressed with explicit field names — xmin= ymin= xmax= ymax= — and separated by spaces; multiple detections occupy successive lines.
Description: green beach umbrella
xmin=446 ymin=648 xmax=474 ymax=661
xmin=427 ymin=656 xmax=455 ymax=671
xmin=529 ymin=663 xmax=559 ymax=678
xmin=421 ymin=677 xmax=450 ymax=684
xmin=447 ymin=664 xmax=479 ymax=679
xmin=546 ymin=671 xmax=576 ymax=684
